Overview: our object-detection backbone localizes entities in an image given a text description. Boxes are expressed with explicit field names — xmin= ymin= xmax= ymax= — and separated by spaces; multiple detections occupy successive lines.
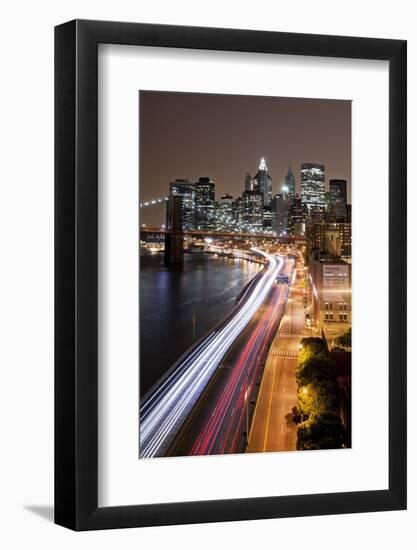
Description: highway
xmin=139 ymin=249 xmax=284 ymax=458
xmin=247 ymin=266 xmax=308 ymax=453
xmin=169 ymin=282 xmax=288 ymax=456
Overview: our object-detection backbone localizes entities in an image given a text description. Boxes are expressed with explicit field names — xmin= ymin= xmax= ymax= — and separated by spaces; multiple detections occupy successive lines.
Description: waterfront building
xmin=301 ymin=162 xmax=325 ymax=209
xmin=194 ymin=176 xmax=216 ymax=231
xmin=169 ymin=179 xmax=195 ymax=230
xmin=217 ymin=193 xmax=234 ymax=230
xmin=242 ymin=189 xmax=263 ymax=231
xmin=233 ymin=196 xmax=244 ymax=229
xmin=272 ymin=193 xmax=290 ymax=235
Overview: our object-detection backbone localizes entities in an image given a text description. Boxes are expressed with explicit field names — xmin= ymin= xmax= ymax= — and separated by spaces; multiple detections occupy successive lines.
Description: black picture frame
xmin=55 ymin=19 xmax=407 ymax=531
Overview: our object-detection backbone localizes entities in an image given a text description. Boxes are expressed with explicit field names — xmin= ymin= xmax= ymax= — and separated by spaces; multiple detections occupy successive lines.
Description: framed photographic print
xmin=55 ymin=20 xmax=407 ymax=530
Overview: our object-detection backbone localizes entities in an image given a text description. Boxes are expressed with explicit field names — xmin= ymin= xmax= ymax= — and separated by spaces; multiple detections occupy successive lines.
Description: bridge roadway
xmin=140 ymin=227 xmax=306 ymax=244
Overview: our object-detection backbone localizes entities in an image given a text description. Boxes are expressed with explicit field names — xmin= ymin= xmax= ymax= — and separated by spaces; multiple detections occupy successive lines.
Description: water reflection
xmin=139 ymin=253 xmax=261 ymax=397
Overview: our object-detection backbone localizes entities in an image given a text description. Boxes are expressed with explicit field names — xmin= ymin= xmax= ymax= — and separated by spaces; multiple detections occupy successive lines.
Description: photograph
xmin=139 ymin=91 xmax=352 ymax=458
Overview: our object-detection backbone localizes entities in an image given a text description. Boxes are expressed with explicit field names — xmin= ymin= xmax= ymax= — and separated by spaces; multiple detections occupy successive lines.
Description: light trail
xmin=139 ymin=249 xmax=284 ymax=458
xmin=190 ymin=283 xmax=287 ymax=456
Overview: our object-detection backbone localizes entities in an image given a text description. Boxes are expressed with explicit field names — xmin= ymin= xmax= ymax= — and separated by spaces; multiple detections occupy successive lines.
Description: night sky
xmin=139 ymin=91 xmax=351 ymax=227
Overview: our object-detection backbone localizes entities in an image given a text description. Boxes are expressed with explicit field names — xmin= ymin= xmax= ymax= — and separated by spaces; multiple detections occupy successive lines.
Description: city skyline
xmin=140 ymin=91 xmax=351 ymax=227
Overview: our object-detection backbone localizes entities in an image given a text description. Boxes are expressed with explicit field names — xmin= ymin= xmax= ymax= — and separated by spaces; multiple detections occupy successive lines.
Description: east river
xmin=140 ymin=252 xmax=261 ymax=397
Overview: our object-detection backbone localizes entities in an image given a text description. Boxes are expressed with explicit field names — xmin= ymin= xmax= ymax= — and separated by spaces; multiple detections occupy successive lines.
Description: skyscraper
xmin=217 ymin=193 xmax=234 ymax=230
xmin=242 ymin=189 xmax=263 ymax=231
xmin=329 ymin=179 xmax=348 ymax=220
xmin=284 ymin=165 xmax=296 ymax=198
xmin=169 ymin=179 xmax=195 ymax=230
xmin=272 ymin=193 xmax=289 ymax=235
xmin=194 ymin=177 xmax=216 ymax=230
xmin=244 ymin=173 xmax=253 ymax=192
xmin=301 ymin=163 xmax=325 ymax=208
xmin=253 ymin=157 xmax=272 ymax=207
xmin=287 ymin=195 xmax=308 ymax=236
xmin=233 ymin=196 xmax=244 ymax=228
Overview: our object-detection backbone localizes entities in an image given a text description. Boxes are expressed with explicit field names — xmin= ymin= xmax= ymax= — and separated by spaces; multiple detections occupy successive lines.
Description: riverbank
xmin=140 ymin=252 xmax=262 ymax=396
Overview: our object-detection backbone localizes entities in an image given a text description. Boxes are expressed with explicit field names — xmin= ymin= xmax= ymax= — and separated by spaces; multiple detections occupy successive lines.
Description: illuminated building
xmin=306 ymin=221 xmax=351 ymax=260
xmin=253 ymin=157 xmax=272 ymax=207
xmin=217 ymin=193 xmax=234 ymax=230
xmin=301 ymin=162 xmax=325 ymax=209
xmin=169 ymin=179 xmax=195 ymax=230
xmin=242 ymin=189 xmax=263 ymax=231
xmin=233 ymin=196 xmax=244 ymax=228
xmin=272 ymin=193 xmax=289 ymax=235
xmin=287 ymin=195 xmax=308 ymax=236
xmin=244 ymin=173 xmax=253 ymax=192
xmin=328 ymin=179 xmax=348 ymax=221
xmin=309 ymin=251 xmax=351 ymax=341
xmin=194 ymin=177 xmax=216 ymax=231
xmin=285 ymin=165 xmax=296 ymax=199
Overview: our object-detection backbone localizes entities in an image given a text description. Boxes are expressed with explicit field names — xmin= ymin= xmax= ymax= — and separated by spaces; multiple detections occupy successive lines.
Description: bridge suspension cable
xmin=139 ymin=195 xmax=274 ymax=236
xmin=139 ymin=196 xmax=169 ymax=208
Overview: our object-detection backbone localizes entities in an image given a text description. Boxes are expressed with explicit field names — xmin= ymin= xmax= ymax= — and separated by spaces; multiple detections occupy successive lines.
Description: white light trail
xmin=139 ymin=249 xmax=284 ymax=458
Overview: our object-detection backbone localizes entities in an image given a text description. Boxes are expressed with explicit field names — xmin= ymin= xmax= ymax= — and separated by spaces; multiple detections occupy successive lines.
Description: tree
xmin=314 ymin=379 xmax=340 ymax=413
xmin=298 ymin=380 xmax=340 ymax=418
xmin=296 ymin=352 xmax=336 ymax=387
xmin=297 ymin=412 xmax=345 ymax=450
xmin=299 ymin=337 xmax=327 ymax=356
xmin=335 ymin=327 xmax=351 ymax=348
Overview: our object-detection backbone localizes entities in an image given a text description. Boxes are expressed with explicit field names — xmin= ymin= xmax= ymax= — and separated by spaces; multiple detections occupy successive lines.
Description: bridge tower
xmin=164 ymin=194 xmax=184 ymax=268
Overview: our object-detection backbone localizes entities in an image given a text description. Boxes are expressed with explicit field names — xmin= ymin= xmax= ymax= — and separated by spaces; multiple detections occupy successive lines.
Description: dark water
xmin=140 ymin=253 xmax=261 ymax=397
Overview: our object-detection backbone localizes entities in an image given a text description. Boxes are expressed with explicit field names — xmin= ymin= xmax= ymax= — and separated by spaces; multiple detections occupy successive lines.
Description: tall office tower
xmin=194 ymin=177 xmax=216 ymax=230
xmin=287 ymin=194 xmax=308 ymax=236
xmin=272 ymin=193 xmax=290 ymax=235
xmin=169 ymin=179 xmax=195 ymax=230
xmin=284 ymin=165 xmax=296 ymax=199
xmin=329 ymin=179 xmax=348 ymax=220
xmin=242 ymin=189 xmax=263 ymax=231
xmin=300 ymin=162 xmax=325 ymax=209
xmin=217 ymin=193 xmax=234 ymax=230
xmin=233 ymin=196 xmax=244 ymax=228
xmin=244 ymin=173 xmax=253 ymax=192
xmin=253 ymin=157 xmax=272 ymax=207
